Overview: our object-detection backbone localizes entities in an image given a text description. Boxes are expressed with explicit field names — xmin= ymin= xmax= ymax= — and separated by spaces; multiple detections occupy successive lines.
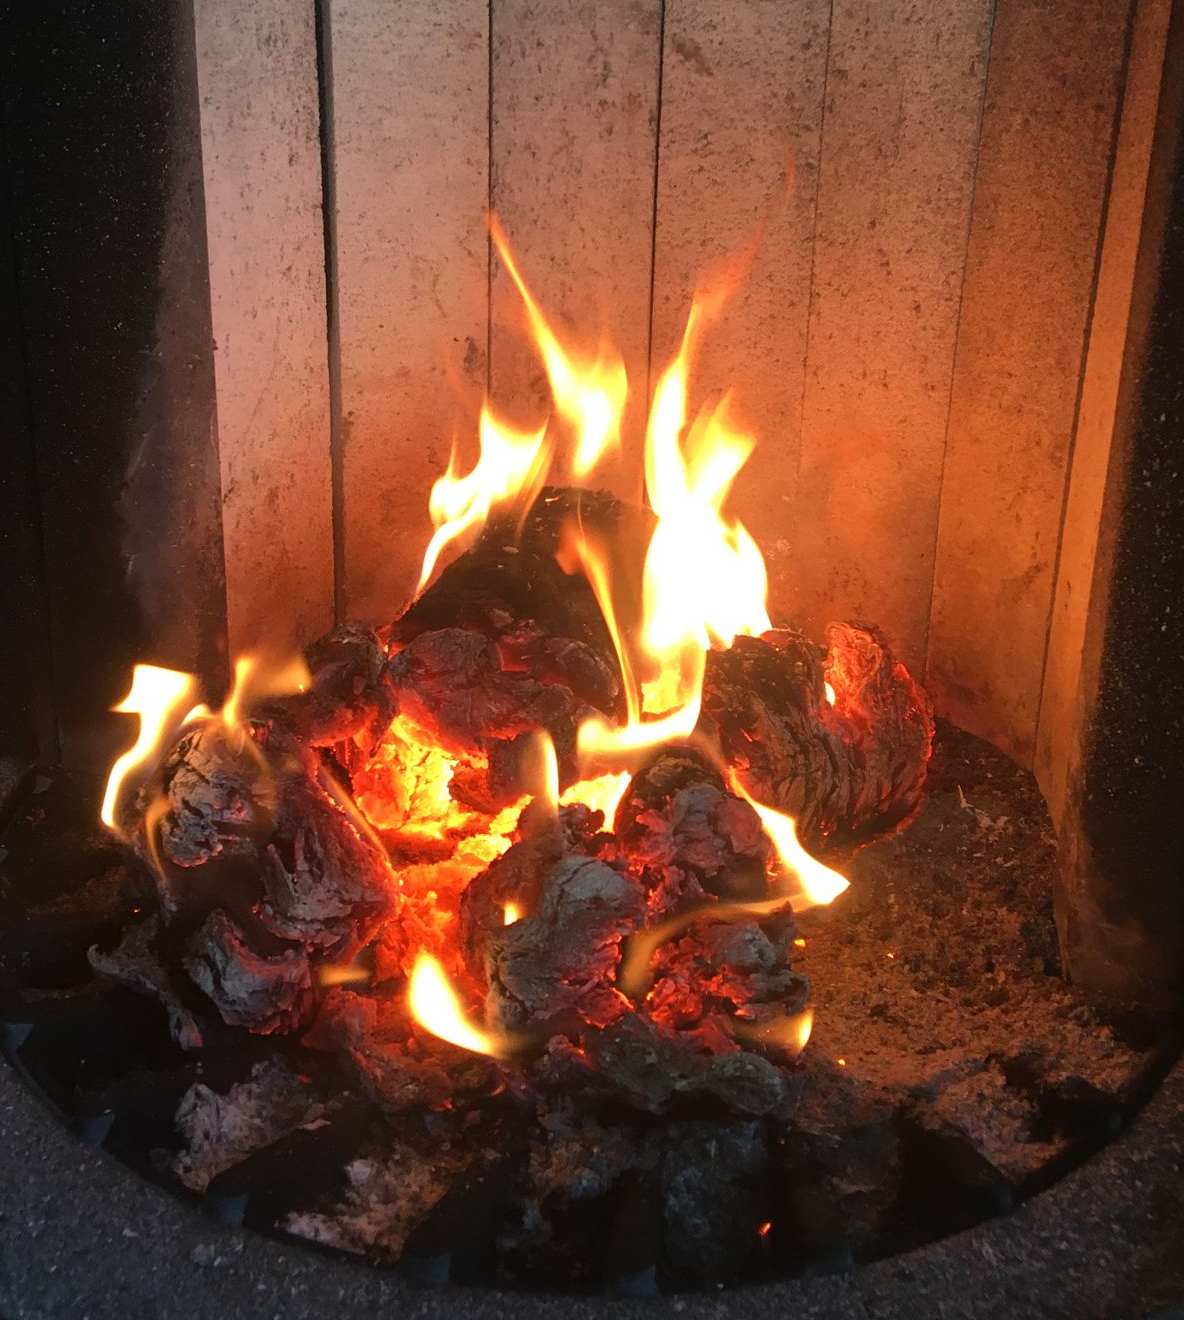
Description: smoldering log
xmin=145 ymin=721 xmax=397 ymax=948
xmin=457 ymin=802 xmax=642 ymax=1034
xmin=700 ymin=624 xmax=934 ymax=847
xmin=183 ymin=909 xmax=314 ymax=1035
xmin=304 ymin=987 xmax=496 ymax=1114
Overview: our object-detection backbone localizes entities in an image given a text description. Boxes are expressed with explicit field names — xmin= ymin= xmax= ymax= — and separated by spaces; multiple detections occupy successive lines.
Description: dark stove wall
xmin=1057 ymin=0 xmax=1184 ymax=1003
xmin=0 ymin=0 xmax=228 ymax=770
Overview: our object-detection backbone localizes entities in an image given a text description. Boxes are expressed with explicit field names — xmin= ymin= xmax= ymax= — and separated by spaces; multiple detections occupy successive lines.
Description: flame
xmin=491 ymin=215 xmax=627 ymax=477
xmin=618 ymin=894 xmax=796 ymax=997
xmin=220 ymin=652 xmax=310 ymax=731
xmin=417 ymin=406 xmax=550 ymax=592
xmin=503 ymin=902 xmax=521 ymax=926
xmin=525 ymin=730 xmax=559 ymax=816
xmin=560 ymin=771 xmax=631 ymax=824
xmin=735 ymin=1006 xmax=814 ymax=1058
xmin=100 ymin=665 xmax=199 ymax=831
xmin=824 ymin=681 xmax=836 ymax=706
xmin=728 ymin=772 xmax=849 ymax=908
xmin=407 ymin=952 xmax=503 ymax=1057
xmin=574 ymin=289 xmax=770 ymax=770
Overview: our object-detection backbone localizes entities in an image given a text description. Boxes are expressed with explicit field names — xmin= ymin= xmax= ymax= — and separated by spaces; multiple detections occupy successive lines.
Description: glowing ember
xmin=824 ymin=680 xmax=836 ymax=706
xmin=618 ymin=894 xmax=796 ymax=998
xmin=318 ymin=962 xmax=373 ymax=987
xmin=503 ymin=902 xmax=521 ymax=926
xmin=407 ymin=952 xmax=503 ymax=1057
xmin=100 ymin=665 xmax=199 ymax=832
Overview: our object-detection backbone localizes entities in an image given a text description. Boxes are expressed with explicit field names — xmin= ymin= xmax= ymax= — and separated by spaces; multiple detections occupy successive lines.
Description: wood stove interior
xmin=3 ymin=0 xmax=1184 ymax=1293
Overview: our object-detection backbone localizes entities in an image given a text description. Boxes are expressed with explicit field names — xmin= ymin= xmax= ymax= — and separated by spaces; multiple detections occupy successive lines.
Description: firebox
xmin=2 ymin=0 xmax=1183 ymax=1309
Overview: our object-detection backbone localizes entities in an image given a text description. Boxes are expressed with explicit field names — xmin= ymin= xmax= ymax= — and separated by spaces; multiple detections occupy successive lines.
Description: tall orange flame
xmin=417 ymin=406 xmax=550 ymax=592
xmin=100 ymin=665 xmax=199 ymax=832
xmin=575 ymin=288 xmax=770 ymax=768
xmin=491 ymin=215 xmax=628 ymax=478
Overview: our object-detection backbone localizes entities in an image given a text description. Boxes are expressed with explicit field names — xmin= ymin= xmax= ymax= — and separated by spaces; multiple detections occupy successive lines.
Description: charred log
xmin=700 ymin=624 xmax=933 ymax=847
xmin=263 ymin=623 xmax=395 ymax=755
xmin=614 ymin=747 xmax=772 ymax=909
xmin=117 ymin=718 xmax=397 ymax=1035
xmin=386 ymin=628 xmax=595 ymax=807
xmin=391 ymin=487 xmax=631 ymax=716
xmin=183 ymin=909 xmax=313 ymax=1035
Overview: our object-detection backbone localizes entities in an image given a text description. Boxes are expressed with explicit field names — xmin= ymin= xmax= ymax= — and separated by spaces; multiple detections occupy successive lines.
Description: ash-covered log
xmin=111 ymin=717 xmax=398 ymax=1040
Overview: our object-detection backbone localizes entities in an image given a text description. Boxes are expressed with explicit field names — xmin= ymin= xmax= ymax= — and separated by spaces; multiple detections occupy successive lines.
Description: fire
xmin=526 ymin=729 xmax=560 ymax=816
xmin=491 ymin=215 xmax=627 ymax=477
xmin=503 ymin=902 xmax=521 ymax=926
xmin=736 ymin=1006 xmax=814 ymax=1058
xmin=574 ymin=290 xmax=771 ymax=769
xmin=220 ymin=652 xmax=310 ymax=731
xmin=824 ymin=681 xmax=836 ymax=706
xmin=417 ymin=405 xmax=550 ymax=592
xmin=407 ymin=953 xmax=503 ymax=1057
xmin=728 ymin=773 xmax=849 ymax=908
xmin=560 ymin=771 xmax=631 ymax=824
xmin=100 ymin=665 xmax=199 ymax=832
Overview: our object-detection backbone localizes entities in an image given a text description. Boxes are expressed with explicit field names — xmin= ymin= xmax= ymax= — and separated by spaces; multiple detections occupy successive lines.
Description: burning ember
xmin=94 ymin=220 xmax=933 ymax=1204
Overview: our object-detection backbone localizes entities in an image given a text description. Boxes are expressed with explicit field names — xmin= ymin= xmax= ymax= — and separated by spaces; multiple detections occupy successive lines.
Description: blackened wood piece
xmin=484 ymin=854 xmax=643 ymax=1034
xmin=205 ymin=1094 xmax=380 ymax=1228
xmin=262 ymin=623 xmax=395 ymax=752
xmin=459 ymin=810 xmax=641 ymax=1032
xmin=390 ymin=487 xmax=630 ymax=716
xmin=660 ymin=1121 xmax=769 ymax=1286
xmin=572 ymin=1015 xmax=799 ymax=1119
xmin=126 ymin=720 xmax=397 ymax=1032
xmin=304 ymin=991 xmax=495 ymax=1115
xmin=150 ymin=721 xmax=278 ymax=875
xmin=700 ymin=624 xmax=934 ymax=847
xmin=257 ymin=758 xmax=394 ymax=958
xmin=170 ymin=1055 xmax=327 ymax=1192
